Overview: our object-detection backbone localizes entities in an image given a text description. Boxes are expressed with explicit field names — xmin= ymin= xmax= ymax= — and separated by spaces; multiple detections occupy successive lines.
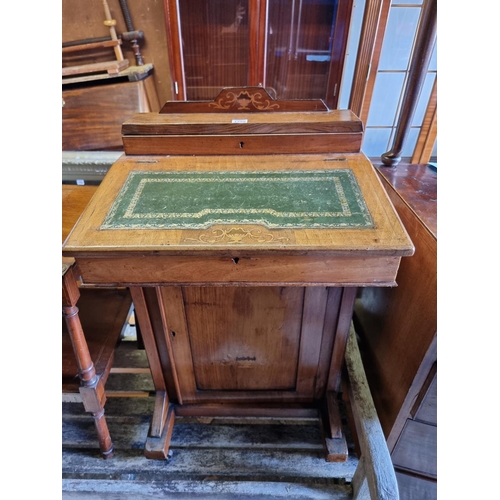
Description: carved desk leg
xmin=62 ymin=262 xmax=114 ymax=459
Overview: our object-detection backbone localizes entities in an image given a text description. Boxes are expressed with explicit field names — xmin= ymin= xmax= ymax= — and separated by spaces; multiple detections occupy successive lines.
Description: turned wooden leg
xmin=62 ymin=264 xmax=114 ymax=459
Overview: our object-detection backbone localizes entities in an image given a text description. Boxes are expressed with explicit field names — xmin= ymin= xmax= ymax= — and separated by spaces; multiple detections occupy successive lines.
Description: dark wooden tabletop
xmin=373 ymin=162 xmax=437 ymax=238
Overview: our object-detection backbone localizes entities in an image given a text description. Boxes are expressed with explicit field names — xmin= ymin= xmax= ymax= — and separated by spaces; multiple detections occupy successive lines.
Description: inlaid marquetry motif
xmin=101 ymin=169 xmax=374 ymax=230
xmin=208 ymin=90 xmax=280 ymax=111
xmin=183 ymin=227 xmax=290 ymax=244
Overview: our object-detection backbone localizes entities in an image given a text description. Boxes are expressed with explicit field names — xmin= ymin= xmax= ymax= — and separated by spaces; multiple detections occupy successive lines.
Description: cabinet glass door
xmin=266 ymin=0 xmax=339 ymax=100
xmin=177 ymin=0 xmax=252 ymax=100
xmin=165 ymin=0 xmax=352 ymax=107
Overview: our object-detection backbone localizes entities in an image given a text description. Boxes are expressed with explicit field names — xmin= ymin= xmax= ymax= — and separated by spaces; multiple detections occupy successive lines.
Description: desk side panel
xmin=354 ymin=173 xmax=437 ymax=440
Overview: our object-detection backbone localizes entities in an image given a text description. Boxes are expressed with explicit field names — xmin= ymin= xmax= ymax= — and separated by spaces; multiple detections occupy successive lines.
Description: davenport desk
xmin=62 ymin=88 xmax=414 ymax=461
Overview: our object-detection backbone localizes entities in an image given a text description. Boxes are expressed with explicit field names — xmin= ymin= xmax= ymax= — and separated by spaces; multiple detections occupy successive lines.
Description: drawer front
xmin=122 ymin=132 xmax=363 ymax=156
xmin=75 ymin=255 xmax=401 ymax=286
xmin=392 ymin=419 xmax=437 ymax=478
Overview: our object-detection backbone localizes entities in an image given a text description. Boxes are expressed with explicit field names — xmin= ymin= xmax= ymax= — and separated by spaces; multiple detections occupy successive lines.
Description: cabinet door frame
xmin=163 ymin=0 xmax=353 ymax=108
xmin=155 ymin=285 xmax=349 ymax=404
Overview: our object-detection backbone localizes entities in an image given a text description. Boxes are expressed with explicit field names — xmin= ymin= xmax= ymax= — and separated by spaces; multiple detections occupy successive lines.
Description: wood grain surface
xmin=354 ymin=163 xmax=436 ymax=445
xmin=391 ymin=419 xmax=437 ymax=478
xmin=62 ymin=81 xmax=151 ymax=151
xmin=122 ymin=109 xmax=363 ymax=154
xmin=62 ymin=184 xmax=98 ymax=244
xmin=155 ymin=285 xmax=343 ymax=405
xmin=122 ymin=109 xmax=363 ymax=135
xmin=375 ymin=162 xmax=437 ymax=237
xmin=183 ymin=287 xmax=304 ymax=391
xmin=122 ymin=133 xmax=363 ymax=155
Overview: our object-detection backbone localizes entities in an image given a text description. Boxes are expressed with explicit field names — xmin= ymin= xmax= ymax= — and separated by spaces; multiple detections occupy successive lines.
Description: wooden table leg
xmin=321 ymin=391 xmax=348 ymax=462
xmin=321 ymin=286 xmax=358 ymax=462
xmin=144 ymin=393 xmax=176 ymax=459
xmin=62 ymin=263 xmax=114 ymax=459
xmin=129 ymin=286 xmax=175 ymax=459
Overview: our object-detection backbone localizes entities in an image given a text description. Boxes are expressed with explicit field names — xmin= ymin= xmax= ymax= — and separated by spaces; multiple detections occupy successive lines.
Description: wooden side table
xmin=62 ymin=185 xmax=132 ymax=458
xmin=62 ymin=260 xmax=128 ymax=458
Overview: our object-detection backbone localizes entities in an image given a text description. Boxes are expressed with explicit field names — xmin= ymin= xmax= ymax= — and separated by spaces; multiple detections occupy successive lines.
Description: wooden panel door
xmin=156 ymin=285 xmax=345 ymax=404
xmin=184 ymin=287 xmax=304 ymax=391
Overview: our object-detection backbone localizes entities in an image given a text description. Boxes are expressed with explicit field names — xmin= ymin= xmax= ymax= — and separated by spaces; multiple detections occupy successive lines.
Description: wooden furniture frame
xmin=348 ymin=0 xmax=388 ymax=120
xmin=344 ymin=324 xmax=400 ymax=499
xmin=62 ymin=0 xmax=129 ymax=78
xmin=349 ymin=0 xmax=437 ymax=163
xmin=63 ymin=88 xmax=413 ymax=475
xmin=62 ymin=320 xmax=401 ymax=499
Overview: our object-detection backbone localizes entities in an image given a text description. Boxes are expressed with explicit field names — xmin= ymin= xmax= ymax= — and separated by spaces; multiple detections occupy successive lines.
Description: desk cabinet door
xmin=157 ymin=285 xmax=345 ymax=404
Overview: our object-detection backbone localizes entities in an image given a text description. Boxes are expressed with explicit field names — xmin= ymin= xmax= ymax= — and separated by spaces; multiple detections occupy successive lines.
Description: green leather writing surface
xmin=101 ymin=170 xmax=374 ymax=230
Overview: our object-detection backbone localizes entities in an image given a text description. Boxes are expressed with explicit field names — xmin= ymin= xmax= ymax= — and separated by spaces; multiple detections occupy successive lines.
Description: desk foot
xmin=144 ymin=404 xmax=176 ymax=460
xmin=321 ymin=392 xmax=348 ymax=462
xmin=324 ymin=434 xmax=348 ymax=462
xmin=91 ymin=408 xmax=115 ymax=459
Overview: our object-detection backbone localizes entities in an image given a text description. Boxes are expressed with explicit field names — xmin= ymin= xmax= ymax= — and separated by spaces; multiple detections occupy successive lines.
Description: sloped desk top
xmin=63 ymin=152 xmax=413 ymax=287
xmin=63 ymin=153 xmax=412 ymax=255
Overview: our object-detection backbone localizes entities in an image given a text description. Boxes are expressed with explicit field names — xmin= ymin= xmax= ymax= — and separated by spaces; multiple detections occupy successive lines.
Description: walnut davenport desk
xmin=63 ymin=88 xmax=413 ymax=461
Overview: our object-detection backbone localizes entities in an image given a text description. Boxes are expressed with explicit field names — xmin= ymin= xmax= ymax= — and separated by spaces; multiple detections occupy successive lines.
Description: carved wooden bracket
xmin=159 ymin=87 xmax=329 ymax=113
